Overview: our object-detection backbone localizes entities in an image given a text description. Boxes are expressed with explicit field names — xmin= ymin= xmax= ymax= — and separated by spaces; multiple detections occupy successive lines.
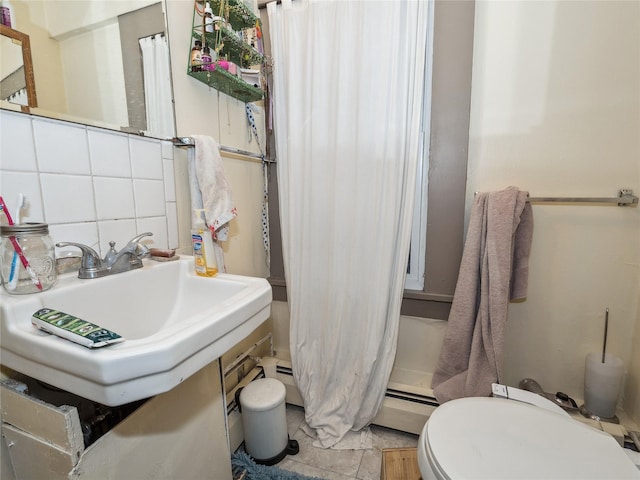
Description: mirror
xmin=0 ymin=0 xmax=175 ymax=139
xmin=0 ymin=24 xmax=37 ymax=107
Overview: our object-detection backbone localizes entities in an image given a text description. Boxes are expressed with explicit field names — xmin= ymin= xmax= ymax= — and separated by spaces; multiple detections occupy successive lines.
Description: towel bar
xmin=474 ymin=189 xmax=638 ymax=207
xmin=172 ymin=137 xmax=275 ymax=163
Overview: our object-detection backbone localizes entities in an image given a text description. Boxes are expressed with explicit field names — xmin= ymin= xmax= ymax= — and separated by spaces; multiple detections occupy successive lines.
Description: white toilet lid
xmin=424 ymin=397 xmax=640 ymax=479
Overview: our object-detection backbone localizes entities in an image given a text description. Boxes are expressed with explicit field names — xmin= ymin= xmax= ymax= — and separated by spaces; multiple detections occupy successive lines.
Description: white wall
xmin=468 ymin=0 xmax=640 ymax=417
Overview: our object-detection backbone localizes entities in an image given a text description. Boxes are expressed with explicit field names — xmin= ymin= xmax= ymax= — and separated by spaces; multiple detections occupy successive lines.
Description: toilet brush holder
xmin=583 ymin=352 xmax=624 ymax=419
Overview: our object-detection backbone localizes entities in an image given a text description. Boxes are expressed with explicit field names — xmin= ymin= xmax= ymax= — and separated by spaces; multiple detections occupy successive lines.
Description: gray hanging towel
xmin=431 ymin=186 xmax=533 ymax=404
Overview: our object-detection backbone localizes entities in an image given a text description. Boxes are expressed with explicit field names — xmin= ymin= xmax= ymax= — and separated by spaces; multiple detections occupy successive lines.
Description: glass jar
xmin=0 ymin=223 xmax=57 ymax=294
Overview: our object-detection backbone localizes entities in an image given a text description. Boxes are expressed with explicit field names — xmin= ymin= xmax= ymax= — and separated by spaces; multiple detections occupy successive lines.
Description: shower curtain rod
xmin=475 ymin=189 xmax=638 ymax=207
xmin=172 ymin=137 xmax=273 ymax=163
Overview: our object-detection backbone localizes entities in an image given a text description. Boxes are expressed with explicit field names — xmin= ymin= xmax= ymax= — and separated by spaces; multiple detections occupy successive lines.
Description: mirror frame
xmin=1 ymin=24 xmax=37 ymax=108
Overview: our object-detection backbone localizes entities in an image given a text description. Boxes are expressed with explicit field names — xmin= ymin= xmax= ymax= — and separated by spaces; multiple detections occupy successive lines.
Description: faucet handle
xmin=55 ymin=242 xmax=102 ymax=272
xmin=103 ymin=241 xmax=118 ymax=265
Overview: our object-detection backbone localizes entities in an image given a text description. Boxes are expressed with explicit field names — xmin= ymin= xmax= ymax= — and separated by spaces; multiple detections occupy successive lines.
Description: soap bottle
xmin=191 ymin=209 xmax=218 ymax=277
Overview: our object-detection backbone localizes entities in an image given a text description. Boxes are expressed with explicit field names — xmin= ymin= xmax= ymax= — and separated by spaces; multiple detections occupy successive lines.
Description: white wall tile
xmin=97 ymin=219 xmax=137 ymax=257
xmin=40 ymin=174 xmax=96 ymax=224
xmin=88 ymin=128 xmax=132 ymax=177
xmin=163 ymin=159 xmax=176 ymax=201
xmin=50 ymin=222 xmax=100 ymax=258
xmin=137 ymin=217 xmax=168 ymax=249
xmin=0 ymin=171 xmax=44 ymax=222
xmin=0 ymin=110 xmax=37 ymax=172
xmin=3 ymin=112 xmax=176 ymax=260
xmin=33 ymin=118 xmax=90 ymax=174
xmin=161 ymin=140 xmax=174 ymax=159
xmin=166 ymin=202 xmax=179 ymax=249
xmin=130 ymin=137 xmax=163 ymax=179
xmin=133 ymin=179 xmax=165 ymax=217
xmin=93 ymin=177 xmax=135 ymax=220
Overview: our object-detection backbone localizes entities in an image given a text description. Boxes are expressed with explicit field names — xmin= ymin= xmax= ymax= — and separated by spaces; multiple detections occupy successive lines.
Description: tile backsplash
xmin=0 ymin=110 xmax=179 ymax=258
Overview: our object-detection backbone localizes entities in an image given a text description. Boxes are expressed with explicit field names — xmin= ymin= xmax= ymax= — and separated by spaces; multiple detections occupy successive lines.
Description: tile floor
xmin=273 ymin=404 xmax=419 ymax=480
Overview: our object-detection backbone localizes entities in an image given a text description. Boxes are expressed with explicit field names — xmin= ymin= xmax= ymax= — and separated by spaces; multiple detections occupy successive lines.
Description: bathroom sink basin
xmin=0 ymin=257 xmax=272 ymax=406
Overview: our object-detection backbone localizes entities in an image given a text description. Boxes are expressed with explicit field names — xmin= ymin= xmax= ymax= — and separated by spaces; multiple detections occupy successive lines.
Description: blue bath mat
xmin=231 ymin=451 xmax=324 ymax=480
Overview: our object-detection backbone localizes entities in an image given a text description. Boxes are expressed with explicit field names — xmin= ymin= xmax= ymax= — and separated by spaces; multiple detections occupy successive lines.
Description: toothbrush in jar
xmin=6 ymin=193 xmax=25 ymax=291
xmin=0 ymin=196 xmax=43 ymax=291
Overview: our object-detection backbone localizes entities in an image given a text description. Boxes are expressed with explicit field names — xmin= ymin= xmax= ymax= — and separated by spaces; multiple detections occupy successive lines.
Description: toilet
xmin=418 ymin=393 xmax=640 ymax=479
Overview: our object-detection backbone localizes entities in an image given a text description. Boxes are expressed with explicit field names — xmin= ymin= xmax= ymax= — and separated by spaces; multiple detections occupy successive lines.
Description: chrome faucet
xmin=57 ymin=232 xmax=153 ymax=279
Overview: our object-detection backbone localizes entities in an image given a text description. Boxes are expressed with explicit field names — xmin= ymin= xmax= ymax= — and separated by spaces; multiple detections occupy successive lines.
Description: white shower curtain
xmin=268 ymin=0 xmax=429 ymax=448
xmin=139 ymin=33 xmax=175 ymax=139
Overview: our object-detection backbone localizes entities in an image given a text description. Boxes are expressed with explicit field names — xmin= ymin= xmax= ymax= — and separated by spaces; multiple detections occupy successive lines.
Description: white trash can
xmin=238 ymin=377 xmax=299 ymax=465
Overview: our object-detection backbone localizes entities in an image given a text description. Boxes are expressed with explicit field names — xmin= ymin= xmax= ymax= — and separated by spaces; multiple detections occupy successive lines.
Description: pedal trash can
xmin=238 ymin=377 xmax=299 ymax=465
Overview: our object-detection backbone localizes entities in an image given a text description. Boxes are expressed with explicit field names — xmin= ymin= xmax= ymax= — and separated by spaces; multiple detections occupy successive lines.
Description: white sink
xmin=0 ymin=256 xmax=272 ymax=406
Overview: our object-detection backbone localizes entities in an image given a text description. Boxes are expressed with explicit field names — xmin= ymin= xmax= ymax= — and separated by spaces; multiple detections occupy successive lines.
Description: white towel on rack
xmin=188 ymin=135 xmax=237 ymax=269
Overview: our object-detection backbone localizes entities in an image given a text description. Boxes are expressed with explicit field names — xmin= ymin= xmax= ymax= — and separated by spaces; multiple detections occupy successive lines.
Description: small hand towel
xmin=188 ymin=135 xmax=237 ymax=241
xmin=431 ymin=186 xmax=533 ymax=403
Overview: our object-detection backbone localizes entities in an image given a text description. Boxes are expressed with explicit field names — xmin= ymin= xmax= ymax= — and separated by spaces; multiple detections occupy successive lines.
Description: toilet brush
xmin=601 ymin=308 xmax=609 ymax=363
xmin=581 ymin=307 xmax=624 ymax=420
